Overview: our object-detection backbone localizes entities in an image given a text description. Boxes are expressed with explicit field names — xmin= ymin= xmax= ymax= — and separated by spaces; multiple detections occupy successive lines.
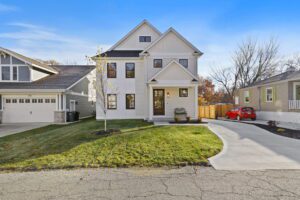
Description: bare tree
xmin=36 ymin=59 xmax=60 ymax=65
xmin=281 ymin=54 xmax=300 ymax=72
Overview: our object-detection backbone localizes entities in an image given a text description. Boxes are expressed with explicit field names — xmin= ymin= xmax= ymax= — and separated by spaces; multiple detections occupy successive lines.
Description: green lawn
xmin=0 ymin=118 xmax=222 ymax=171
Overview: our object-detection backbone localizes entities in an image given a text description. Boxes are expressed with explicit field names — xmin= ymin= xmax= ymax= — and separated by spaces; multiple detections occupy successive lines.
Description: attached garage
xmin=2 ymin=95 xmax=57 ymax=123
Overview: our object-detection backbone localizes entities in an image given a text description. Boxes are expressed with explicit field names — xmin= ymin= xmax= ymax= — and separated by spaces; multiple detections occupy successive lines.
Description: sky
xmin=0 ymin=0 xmax=300 ymax=76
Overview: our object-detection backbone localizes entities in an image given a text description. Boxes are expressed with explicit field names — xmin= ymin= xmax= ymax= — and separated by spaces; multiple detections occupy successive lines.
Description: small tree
xmin=88 ymin=49 xmax=116 ymax=132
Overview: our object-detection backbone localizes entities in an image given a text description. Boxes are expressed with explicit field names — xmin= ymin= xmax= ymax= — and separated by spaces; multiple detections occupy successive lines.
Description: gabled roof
xmin=243 ymin=70 xmax=300 ymax=88
xmin=107 ymin=19 xmax=162 ymax=51
xmin=0 ymin=65 xmax=95 ymax=90
xmin=0 ymin=47 xmax=58 ymax=74
xmin=141 ymin=27 xmax=203 ymax=55
xmin=149 ymin=60 xmax=199 ymax=82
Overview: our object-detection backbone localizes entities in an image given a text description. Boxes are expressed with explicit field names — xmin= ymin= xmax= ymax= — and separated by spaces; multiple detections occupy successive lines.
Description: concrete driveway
xmin=0 ymin=123 xmax=49 ymax=138
xmin=207 ymin=119 xmax=300 ymax=170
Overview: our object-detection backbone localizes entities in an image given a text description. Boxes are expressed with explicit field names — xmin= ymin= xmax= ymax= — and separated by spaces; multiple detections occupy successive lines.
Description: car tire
xmin=251 ymin=117 xmax=256 ymax=121
xmin=237 ymin=115 xmax=241 ymax=121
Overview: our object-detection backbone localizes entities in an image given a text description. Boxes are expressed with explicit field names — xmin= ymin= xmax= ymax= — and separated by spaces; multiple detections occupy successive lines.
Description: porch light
xmin=167 ymin=91 xmax=170 ymax=97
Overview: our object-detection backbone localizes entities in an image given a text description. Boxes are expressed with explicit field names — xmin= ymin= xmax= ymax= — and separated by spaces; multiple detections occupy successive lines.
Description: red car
xmin=225 ymin=107 xmax=256 ymax=121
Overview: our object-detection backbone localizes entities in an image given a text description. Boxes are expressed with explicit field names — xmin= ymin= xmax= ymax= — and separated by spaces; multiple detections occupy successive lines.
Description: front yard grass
xmin=0 ymin=118 xmax=222 ymax=171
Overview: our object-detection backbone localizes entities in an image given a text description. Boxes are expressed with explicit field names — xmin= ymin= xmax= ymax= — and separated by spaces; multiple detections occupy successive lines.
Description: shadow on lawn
xmin=0 ymin=118 xmax=152 ymax=166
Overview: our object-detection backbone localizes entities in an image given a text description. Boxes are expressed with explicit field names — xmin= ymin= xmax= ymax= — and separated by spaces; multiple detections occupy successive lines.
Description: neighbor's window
xmin=126 ymin=94 xmax=135 ymax=109
xmin=153 ymin=59 xmax=162 ymax=68
xmin=179 ymin=59 xmax=188 ymax=68
xmin=125 ymin=63 xmax=135 ymax=78
xmin=244 ymin=91 xmax=250 ymax=103
xmin=107 ymin=94 xmax=117 ymax=109
xmin=139 ymin=36 xmax=151 ymax=42
xmin=266 ymin=88 xmax=273 ymax=102
xmin=179 ymin=88 xmax=188 ymax=97
xmin=107 ymin=63 xmax=117 ymax=78
xmin=1 ymin=66 xmax=10 ymax=80
xmin=13 ymin=66 xmax=18 ymax=81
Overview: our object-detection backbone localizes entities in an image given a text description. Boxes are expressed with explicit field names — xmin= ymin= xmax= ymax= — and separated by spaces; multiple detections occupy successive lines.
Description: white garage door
xmin=2 ymin=95 xmax=57 ymax=123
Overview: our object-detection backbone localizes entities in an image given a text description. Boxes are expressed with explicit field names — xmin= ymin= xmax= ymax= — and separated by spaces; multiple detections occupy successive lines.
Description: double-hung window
xmin=107 ymin=94 xmax=117 ymax=109
xmin=126 ymin=94 xmax=135 ymax=109
xmin=107 ymin=63 xmax=117 ymax=78
xmin=125 ymin=63 xmax=135 ymax=78
xmin=244 ymin=91 xmax=250 ymax=103
xmin=266 ymin=88 xmax=273 ymax=102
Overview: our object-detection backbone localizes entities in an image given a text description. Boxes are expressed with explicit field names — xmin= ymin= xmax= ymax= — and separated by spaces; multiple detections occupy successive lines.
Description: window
xmin=12 ymin=99 xmax=17 ymax=103
xmin=244 ymin=91 xmax=250 ymax=103
xmin=25 ymin=99 xmax=30 ymax=103
xmin=45 ymin=99 xmax=50 ymax=103
xmin=1 ymin=66 xmax=10 ymax=80
xmin=5 ymin=99 xmax=11 ymax=103
xmin=179 ymin=59 xmax=188 ymax=68
xmin=18 ymin=66 xmax=30 ymax=81
xmin=179 ymin=88 xmax=188 ymax=97
xmin=38 ymin=99 xmax=43 ymax=103
xmin=266 ymin=88 xmax=273 ymax=102
xmin=51 ymin=99 xmax=56 ymax=103
xmin=19 ymin=99 xmax=24 ymax=103
xmin=126 ymin=63 xmax=135 ymax=78
xmin=107 ymin=94 xmax=117 ymax=109
xmin=32 ymin=99 xmax=37 ymax=103
xmin=139 ymin=36 xmax=151 ymax=42
xmin=107 ymin=63 xmax=117 ymax=78
xmin=126 ymin=94 xmax=135 ymax=109
xmin=70 ymin=100 xmax=76 ymax=111
xmin=13 ymin=66 xmax=18 ymax=81
xmin=153 ymin=59 xmax=162 ymax=68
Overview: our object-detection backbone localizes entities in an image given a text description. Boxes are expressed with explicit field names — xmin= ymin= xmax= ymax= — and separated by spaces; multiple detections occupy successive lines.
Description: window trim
xmin=179 ymin=59 xmax=188 ymax=68
xmin=107 ymin=94 xmax=117 ymax=110
xmin=126 ymin=94 xmax=135 ymax=109
xmin=153 ymin=59 xmax=163 ymax=68
xmin=266 ymin=87 xmax=273 ymax=103
xmin=179 ymin=88 xmax=188 ymax=97
xmin=125 ymin=63 xmax=135 ymax=78
xmin=244 ymin=90 xmax=250 ymax=103
xmin=107 ymin=63 xmax=117 ymax=78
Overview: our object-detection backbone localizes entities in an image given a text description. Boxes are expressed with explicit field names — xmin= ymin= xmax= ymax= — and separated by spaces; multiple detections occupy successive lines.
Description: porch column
xmin=194 ymin=85 xmax=198 ymax=119
xmin=149 ymin=85 xmax=153 ymax=121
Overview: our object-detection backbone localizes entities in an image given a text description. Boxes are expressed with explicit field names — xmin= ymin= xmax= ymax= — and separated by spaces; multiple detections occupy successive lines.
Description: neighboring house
xmin=93 ymin=20 xmax=203 ymax=121
xmin=0 ymin=47 xmax=96 ymax=123
xmin=237 ymin=68 xmax=300 ymax=123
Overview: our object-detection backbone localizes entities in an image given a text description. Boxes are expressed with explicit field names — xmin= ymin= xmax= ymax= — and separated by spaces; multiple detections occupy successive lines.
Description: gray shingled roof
xmin=245 ymin=70 xmax=300 ymax=88
xmin=95 ymin=50 xmax=142 ymax=58
xmin=0 ymin=65 xmax=95 ymax=90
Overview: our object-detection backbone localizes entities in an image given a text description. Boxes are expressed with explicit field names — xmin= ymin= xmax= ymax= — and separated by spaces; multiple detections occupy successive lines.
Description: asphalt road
xmin=1 ymin=167 xmax=299 ymax=200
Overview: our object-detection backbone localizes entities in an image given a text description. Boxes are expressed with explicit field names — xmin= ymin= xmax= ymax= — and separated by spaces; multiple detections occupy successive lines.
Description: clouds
xmin=0 ymin=3 xmax=18 ymax=12
xmin=0 ymin=22 xmax=109 ymax=64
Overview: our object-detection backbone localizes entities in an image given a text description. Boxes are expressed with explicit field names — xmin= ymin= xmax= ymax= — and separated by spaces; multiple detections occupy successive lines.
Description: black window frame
xmin=107 ymin=94 xmax=117 ymax=110
xmin=153 ymin=59 xmax=162 ymax=68
xmin=139 ymin=36 xmax=151 ymax=42
xmin=126 ymin=94 xmax=135 ymax=109
xmin=179 ymin=88 xmax=188 ymax=97
xmin=179 ymin=59 xmax=188 ymax=68
xmin=107 ymin=63 xmax=117 ymax=78
xmin=125 ymin=63 xmax=135 ymax=78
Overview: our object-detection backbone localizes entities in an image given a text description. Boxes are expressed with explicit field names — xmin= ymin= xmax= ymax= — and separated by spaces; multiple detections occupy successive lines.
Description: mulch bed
xmin=253 ymin=123 xmax=300 ymax=140
xmin=94 ymin=129 xmax=121 ymax=136
xmin=169 ymin=120 xmax=206 ymax=124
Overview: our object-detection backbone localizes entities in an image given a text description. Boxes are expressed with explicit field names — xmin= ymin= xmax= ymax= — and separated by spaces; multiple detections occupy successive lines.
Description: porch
xmin=288 ymin=81 xmax=300 ymax=110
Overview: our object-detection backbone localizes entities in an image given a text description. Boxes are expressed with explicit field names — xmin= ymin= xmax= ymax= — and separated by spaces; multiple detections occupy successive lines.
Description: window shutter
xmin=272 ymin=87 xmax=276 ymax=102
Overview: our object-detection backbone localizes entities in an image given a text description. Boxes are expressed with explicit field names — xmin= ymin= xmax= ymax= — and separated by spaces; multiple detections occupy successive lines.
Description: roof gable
xmin=108 ymin=20 xmax=162 ymax=51
xmin=0 ymin=47 xmax=58 ymax=74
xmin=149 ymin=60 xmax=198 ymax=82
xmin=141 ymin=28 xmax=203 ymax=55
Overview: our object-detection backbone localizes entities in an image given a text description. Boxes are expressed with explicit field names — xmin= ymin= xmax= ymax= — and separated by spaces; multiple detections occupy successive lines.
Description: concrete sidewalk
xmin=206 ymin=119 xmax=300 ymax=170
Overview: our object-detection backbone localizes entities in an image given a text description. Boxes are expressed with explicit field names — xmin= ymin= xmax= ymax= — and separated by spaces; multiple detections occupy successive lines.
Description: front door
xmin=153 ymin=89 xmax=165 ymax=115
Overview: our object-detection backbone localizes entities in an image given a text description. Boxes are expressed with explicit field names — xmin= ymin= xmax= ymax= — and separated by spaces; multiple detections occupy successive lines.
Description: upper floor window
xmin=153 ymin=59 xmax=162 ymax=68
xmin=1 ymin=66 xmax=10 ymax=80
xmin=139 ymin=36 xmax=151 ymax=42
xmin=179 ymin=59 xmax=188 ymax=68
xmin=107 ymin=63 xmax=117 ymax=78
xmin=244 ymin=91 xmax=250 ymax=103
xmin=126 ymin=63 xmax=135 ymax=78
xmin=266 ymin=87 xmax=273 ymax=102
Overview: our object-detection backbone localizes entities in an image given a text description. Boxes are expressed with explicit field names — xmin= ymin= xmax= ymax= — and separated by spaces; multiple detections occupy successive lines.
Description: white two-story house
xmin=93 ymin=20 xmax=203 ymax=121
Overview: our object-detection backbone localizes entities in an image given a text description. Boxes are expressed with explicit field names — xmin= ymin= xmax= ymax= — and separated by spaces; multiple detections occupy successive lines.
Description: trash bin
xmin=67 ymin=111 xmax=75 ymax=122
xmin=74 ymin=111 xmax=80 ymax=121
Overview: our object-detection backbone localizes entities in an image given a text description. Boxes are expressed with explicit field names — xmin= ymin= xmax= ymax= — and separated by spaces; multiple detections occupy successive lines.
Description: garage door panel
xmin=2 ymin=95 xmax=57 ymax=123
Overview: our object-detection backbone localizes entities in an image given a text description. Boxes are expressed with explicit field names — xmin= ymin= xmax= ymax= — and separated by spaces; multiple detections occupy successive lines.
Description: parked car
xmin=225 ymin=107 xmax=256 ymax=121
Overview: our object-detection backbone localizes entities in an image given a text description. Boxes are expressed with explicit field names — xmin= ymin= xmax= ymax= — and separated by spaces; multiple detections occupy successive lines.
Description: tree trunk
xmin=104 ymin=117 xmax=107 ymax=132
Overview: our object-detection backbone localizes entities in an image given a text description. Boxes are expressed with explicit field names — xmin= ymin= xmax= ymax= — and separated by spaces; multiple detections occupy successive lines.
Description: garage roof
xmin=0 ymin=65 xmax=95 ymax=90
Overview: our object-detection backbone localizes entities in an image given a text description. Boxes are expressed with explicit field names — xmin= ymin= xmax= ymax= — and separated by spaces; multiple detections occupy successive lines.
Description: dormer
xmin=0 ymin=47 xmax=57 ymax=82
xmin=108 ymin=20 xmax=162 ymax=51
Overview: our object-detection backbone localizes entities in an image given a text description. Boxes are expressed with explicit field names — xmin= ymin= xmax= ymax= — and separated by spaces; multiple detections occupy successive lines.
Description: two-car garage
xmin=2 ymin=95 xmax=57 ymax=123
